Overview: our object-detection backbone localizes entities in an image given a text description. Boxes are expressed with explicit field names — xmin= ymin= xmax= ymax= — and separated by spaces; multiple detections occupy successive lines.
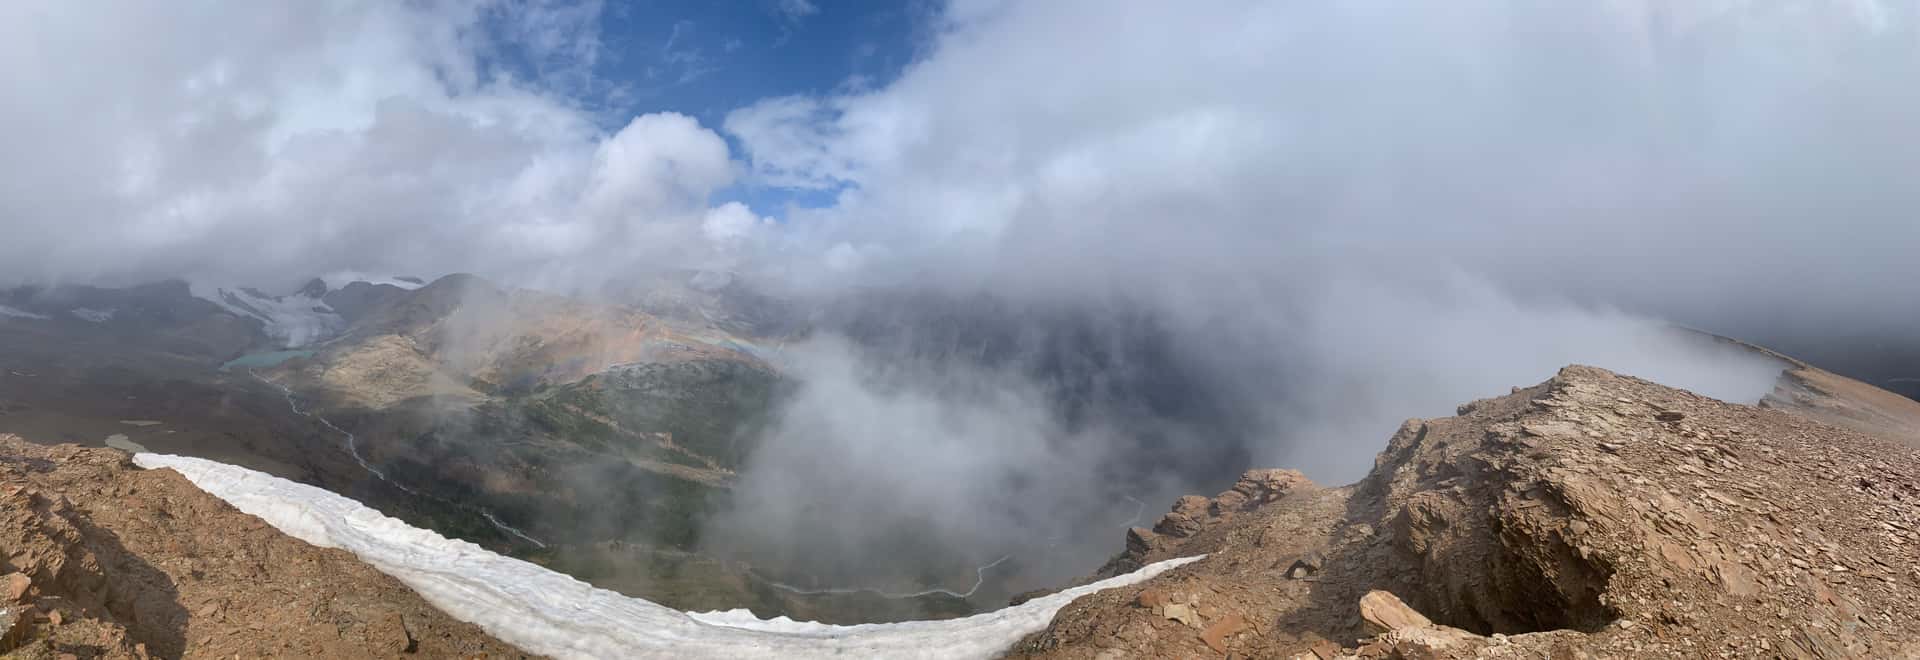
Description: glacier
xmin=188 ymin=282 xmax=343 ymax=347
xmin=70 ymin=307 xmax=115 ymax=323
xmin=132 ymin=452 xmax=1202 ymax=659
xmin=317 ymin=271 xmax=427 ymax=291
xmin=0 ymin=304 xmax=50 ymax=320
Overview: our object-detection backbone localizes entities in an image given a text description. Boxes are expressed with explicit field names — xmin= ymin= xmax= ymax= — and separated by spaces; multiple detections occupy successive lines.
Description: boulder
xmin=1153 ymin=512 xmax=1203 ymax=538
xmin=1200 ymin=614 xmax=1247 ymax=653
xmin=1359 ymin=590 xmax=1432 ymax=635
xmin=1 ymin=573 xmax=27 ymax=602
xmin=1210 ymin=490 xmax=1250 ymax=516
xmin=1285 ymin=550 xmax=1324 ymax=579
xmin=1171 ymin=495 xmax=1210 ymax=518
xmin=1125 ymin=527 xmax=1156 ymax=556
xmin=1163 ymin=602 xmax=1201 ymax=628
xmin=1238 ymin=468 xmax=1313 ymax=503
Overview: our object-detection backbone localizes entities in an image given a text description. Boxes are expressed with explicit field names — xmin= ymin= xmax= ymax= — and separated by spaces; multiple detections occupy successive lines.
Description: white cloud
xmin=0 ymin=1 xmax=748 ymax=291
xmin=729 ymin=0 xmax=1920 ymax=331
xmin=586 ymin=114 xmax=733 ymax=218
xmin=776 ymin=0 xmax=820 ymax=23
xmin=701 ymin=202 xmax=771 ymax=245
xmin=723 ymin=95 xmax=863 ymax=190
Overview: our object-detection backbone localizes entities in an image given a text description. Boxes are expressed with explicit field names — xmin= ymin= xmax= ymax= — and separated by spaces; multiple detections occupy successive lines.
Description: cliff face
xmin=1017 ymin=365 xmax=1920 ymax=659
xmin=0 ymin=435 xmax=532 ymax=659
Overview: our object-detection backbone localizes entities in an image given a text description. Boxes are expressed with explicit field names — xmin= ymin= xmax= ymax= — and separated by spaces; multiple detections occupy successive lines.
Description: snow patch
xmin=70 ymin=307 xmax=115 ymax=323
xmin=189 ymin=281 xmax=343 ymax=347
xmin=0 ymin=304 xmax=49 ymax=320
xmin=132 ymin=452 xmax=1201 ymax=659
xmin=319 ymin=271 xmax=428 ymax=291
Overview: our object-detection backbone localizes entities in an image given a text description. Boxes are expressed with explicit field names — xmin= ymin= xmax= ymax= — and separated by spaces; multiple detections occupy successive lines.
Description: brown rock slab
xmin=1 ymin=573 xmax=27 ymax=602
xmin=1210 ymin=490 xmax=1250 ymax=516
xmin=1384 ymin=625 xmax=1487 ymax=660
xmin=1359 ymin=590 xmax=1431 ymax=635
xmin=1200 ymin=614 xmax=1247 ymax=653
xmin=1155 ymin=511 xmax=1204 ymax=538
xmin=1236 ymin=468 xmax=1313 ymax=503
xmin=373 ymin=612 xmax=417 ymax=654
xmin=1163 ymin=602 xmax=1201 ymax=628
xmin=1172 ymin=495 xmax=1210 ymax=518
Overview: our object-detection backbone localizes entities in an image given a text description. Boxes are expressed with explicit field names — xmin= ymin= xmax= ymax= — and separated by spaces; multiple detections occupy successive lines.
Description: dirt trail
xmin=1015 ymin=365 xmax=1920 ymax=659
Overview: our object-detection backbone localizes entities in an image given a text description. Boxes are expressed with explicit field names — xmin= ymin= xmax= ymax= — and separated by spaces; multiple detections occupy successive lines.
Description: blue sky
xmin=538 ymin=1 xmax=939 ymax=216
xmin=600 ymin=1 xmax=933 ymax=123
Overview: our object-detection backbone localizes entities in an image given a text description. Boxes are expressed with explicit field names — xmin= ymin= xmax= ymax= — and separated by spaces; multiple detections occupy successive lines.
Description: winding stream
xmin=759 ymin=494 xmax=1150 ymax=602
xmin=250 ymin=370 xmax=548 ymax=548
xmin=758 ymin=554 xmax=1016 ymax=600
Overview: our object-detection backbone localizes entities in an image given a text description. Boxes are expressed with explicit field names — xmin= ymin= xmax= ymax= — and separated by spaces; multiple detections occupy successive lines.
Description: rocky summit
xmin=0 ymin=435 xmax=530 ymax=659
xmin=1014 ymin=365 xmax=1920 ymax=659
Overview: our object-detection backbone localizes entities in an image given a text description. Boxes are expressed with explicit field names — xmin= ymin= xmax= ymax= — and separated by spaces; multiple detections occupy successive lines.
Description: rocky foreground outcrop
xmin=1016 ymin=365 xmax=1920 ymax=659
xmin=0 ymin=435 xmax=532 ymax=659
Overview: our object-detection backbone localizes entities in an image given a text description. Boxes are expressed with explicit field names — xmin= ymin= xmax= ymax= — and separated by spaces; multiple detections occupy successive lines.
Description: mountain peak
xmin=297 ymin=277 xmax=329 ymax=298
xmin=1014 ymin=364 xmax=1920 ymax=658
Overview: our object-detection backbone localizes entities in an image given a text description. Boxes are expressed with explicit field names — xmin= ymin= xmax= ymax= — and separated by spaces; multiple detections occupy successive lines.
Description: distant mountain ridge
xmin=189 ymin=274 xmax=426 ymax=348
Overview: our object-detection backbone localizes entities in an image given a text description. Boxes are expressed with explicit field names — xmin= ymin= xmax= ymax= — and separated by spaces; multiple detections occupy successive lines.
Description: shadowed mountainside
xmin=0 ymin=435 xmax=534 ymax=659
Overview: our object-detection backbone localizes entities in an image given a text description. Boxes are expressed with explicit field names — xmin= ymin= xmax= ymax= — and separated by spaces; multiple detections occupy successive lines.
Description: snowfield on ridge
xmin=132 ymin=452 xmax=1202 ymax=660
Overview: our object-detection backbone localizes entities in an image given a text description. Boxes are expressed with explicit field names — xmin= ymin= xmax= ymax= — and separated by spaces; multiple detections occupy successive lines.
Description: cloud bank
xmin=0 ymin=1 xmax=745 ymax=290
xmin=730 ymin=1 xmax=1919 ymax=327
xmin=704 ymin=0 xmax=1915 ymax=595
